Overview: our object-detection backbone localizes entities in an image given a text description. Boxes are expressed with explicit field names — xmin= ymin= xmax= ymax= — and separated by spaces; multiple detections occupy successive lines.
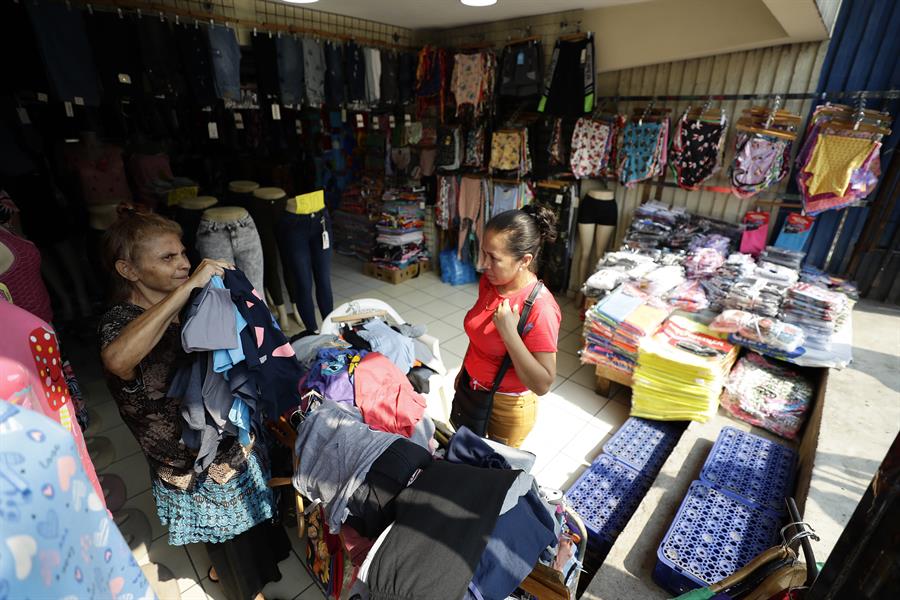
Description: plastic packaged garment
xmin=774 ymin=213 xmax=815 ymax=252
xmin=665 ymin=280 xmax=709 ymax=312
xmin=630 ymin=316 xmax=738 ymax=422
xmin=721 ymin=352 xmax=814 ymax=439
xmin=739 ymin=211 xmax=770 ymax=257
xmin=781 ymin=282 xmax=851 ymax=351
xmin=683 ymin=247 xmax=726 ymax=279
xmin=712 ymin=310 xmax=805 ymax=353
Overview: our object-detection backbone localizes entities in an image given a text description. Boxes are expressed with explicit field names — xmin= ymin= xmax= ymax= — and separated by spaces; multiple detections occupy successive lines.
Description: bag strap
xmin=487 ymin=280 xmax=545 ymax=397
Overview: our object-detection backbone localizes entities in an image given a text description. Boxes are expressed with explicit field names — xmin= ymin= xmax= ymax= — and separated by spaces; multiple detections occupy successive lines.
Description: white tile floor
xmin=73 ymin=254 xmax=628 ymax=599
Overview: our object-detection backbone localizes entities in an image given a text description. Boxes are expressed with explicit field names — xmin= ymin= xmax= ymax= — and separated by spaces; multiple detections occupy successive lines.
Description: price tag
xmin=341 ymin=108 xmax=347 ymax=123
xmin=64 ymin=102 xmax=74 ymax=118
xmin=419 ymin=201 xmax=425 ymax=210
xmin=356 ymin=113 xmax=365 ymax=129
xmin=405 ymin=113 xmax=412 ymax=125
xmin=17 ymin=107 xmax=30 ymax=125
xmin=36 ymin=92 xmax=48 ymax=103
xmin=74 ymin=96 xmax=85 ymax=106
xmin=580 ymin=49 xmax=586 ymax=64
xmin=271 ymin=103 xmax=281 ymax=120
xmin=296 ymin=119 xmax=303 ymax=135
xmin=322 ymin=230 xmax=330 ymax=249
xmin=555 ymin=194 xmax=563 ymax=205
xmin=208 ymin=122 xmax=219 ymax=139
xmin=389 ymin=115 xmax=396 ymax=128
xmin=233 ymin=112 xmax=244 ymax=130
xmin=517 ymin=51 xmax=525 ymax=65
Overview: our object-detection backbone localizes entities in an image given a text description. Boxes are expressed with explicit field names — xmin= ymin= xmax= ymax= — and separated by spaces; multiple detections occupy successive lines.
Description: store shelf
xmin=603 ymin=417 xmax=687 ymax=476
xmin=654 ymin=480 xmax=782 ymax=596
xmin=565 ymin=454 xmax=653 ymax=544
xmin=700 ymin=426 xmax=797 ymax=515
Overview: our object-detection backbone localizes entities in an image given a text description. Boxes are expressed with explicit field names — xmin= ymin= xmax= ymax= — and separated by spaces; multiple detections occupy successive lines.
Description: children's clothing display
xmin=570 ymin=117 xmax=615 ymax=179
xmin=490 ymin=129 xmax=532 ymax=177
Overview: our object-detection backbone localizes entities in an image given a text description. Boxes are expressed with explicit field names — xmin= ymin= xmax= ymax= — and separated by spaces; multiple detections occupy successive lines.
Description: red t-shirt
xmin=462 ymin=276 xmax=561 ymax=394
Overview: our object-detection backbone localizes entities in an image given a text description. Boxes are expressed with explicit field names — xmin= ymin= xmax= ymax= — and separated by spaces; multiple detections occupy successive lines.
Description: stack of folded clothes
xmin=581 ymin=285 xmax=670 ymax=376
xmin=371 ymin=194 xmax=427 ymax=270
xmin=781 ymin=282 xmax=850 ymax=351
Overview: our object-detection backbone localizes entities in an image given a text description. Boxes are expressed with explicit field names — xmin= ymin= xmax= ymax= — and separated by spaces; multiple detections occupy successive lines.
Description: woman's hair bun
xmin=522 ymin=203 xmax=559 ymax=245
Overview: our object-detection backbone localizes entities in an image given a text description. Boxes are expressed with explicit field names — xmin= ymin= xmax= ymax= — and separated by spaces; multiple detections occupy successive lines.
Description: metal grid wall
xmin=426 ymin=8 xmax=584 ymax=67
xmin=81 ymin=0 xmax=415 ymax=48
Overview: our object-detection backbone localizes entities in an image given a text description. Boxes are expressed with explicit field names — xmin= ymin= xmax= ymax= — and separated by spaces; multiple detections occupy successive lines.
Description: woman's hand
xmin=185 ymin=258 xmax=232 ymax=290
xmin=493 ymin=298 xmax=521 ymax=338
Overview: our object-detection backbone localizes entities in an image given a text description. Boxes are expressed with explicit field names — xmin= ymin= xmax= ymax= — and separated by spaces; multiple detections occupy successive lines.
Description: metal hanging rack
xmin=591 ymin=90 xmax=900 ymax=102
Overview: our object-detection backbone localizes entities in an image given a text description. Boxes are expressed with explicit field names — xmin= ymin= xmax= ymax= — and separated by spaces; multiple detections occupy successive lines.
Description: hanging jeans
xmin=277 ymin=209 xmax=334 ymax=332
xmin=196 ymin=214 xmax=265 ymax=295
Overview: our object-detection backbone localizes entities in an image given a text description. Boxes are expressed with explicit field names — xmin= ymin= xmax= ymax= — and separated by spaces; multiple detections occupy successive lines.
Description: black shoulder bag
xmin=450 ymin=281 xmax=544 ymax=437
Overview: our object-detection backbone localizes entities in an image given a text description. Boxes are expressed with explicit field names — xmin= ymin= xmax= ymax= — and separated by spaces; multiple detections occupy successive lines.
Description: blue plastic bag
xmin=439 ymin=248 xmax=478 ymax=286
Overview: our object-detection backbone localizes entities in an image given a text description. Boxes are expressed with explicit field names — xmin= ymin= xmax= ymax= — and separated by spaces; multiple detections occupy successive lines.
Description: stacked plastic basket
xmin=653 ymin=427 xmax=797 ymax=595
xmin=565 ymin=418 xmax=687 ymax=553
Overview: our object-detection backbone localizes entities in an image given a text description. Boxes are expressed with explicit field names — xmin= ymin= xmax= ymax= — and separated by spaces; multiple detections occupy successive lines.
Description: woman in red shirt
xmin=453 ymin=205 xmax=561 ymax=447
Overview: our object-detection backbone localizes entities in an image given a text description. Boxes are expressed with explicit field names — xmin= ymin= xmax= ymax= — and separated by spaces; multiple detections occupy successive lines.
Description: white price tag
xmin=389 ymin=115 xmax=396 ymax=128
xmin=17 ymin=108 xmax=30 ymax=125
xmin=356 ymin=113 xmax=365 ymax=128
xmin=580 ymin=49 xmax=586 ymax=64
xmin=74 ymin=96 xmax=85 ymax=106
xmin=271 ymin=103 xmax=281 ymax=120
xmin=208 ymin=122 xmax=219 ymax=139
xmin=555 ymin=194 xmax=563 ymax=205
xmin=405 ymin=113 xmax=412 ymax=125
xmin=419 ymin=201 xmax=425 ymax=210
xmin=322 ymin=230 xmax=330 ymax=250
xmin=233 ymin=112 xmax=244 ymax=130
xmin=341 ymin=108 xmax=347 ymax=123
xmin=36 ymin=92 xmax=48 ymax=103
xmin=296 ymin=119 xmax=303 ymax=135
xmin=64 ymin=102 xmax=74 ymax=118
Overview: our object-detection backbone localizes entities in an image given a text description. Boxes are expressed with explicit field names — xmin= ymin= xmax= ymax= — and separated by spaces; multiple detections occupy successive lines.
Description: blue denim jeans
xmin=277 ymin=209 xmax=334 ymax=332
xmin=207 ymin=25 xmax=241 ymax=101
xmin=276 ymin=35 xmax=304 ymax=106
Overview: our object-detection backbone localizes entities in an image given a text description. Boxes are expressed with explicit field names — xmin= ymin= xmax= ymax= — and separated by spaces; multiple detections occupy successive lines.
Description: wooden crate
xmin=363 ymin=261 xmax=427 ymax=284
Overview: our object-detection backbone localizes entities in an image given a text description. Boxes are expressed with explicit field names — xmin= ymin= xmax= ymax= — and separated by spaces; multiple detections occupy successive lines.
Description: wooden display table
xmin=594 ymin=363 xmax=633 ymax=397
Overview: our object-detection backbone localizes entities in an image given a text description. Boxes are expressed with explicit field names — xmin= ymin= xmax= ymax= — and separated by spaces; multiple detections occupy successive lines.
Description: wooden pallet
xmin=363 ymin=260 xmax=430 ymax=284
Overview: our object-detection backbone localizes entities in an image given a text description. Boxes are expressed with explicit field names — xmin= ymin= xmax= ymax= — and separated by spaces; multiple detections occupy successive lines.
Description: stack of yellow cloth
xmin=631 ymin=315 xmax=738 ymax=422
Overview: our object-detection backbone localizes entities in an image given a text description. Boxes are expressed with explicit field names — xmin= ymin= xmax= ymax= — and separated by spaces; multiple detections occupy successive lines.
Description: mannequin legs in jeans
xmin=277 ymin=210 xmax=334 ymax=332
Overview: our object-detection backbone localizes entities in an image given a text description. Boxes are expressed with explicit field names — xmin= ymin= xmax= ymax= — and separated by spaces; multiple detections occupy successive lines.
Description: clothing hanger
xmin=735 ymin=121 xmax=798 ymax=140
xmin=743 ymin=107 xmax=802 ymax=123
xmin=505 ymin=35 xmax=542 ymax=46
xmin=558 ymin=32 xmax=588 ymax=41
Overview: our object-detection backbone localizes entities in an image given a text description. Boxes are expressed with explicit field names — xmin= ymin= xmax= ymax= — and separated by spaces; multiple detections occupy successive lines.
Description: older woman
xmin=98 ymin=210 xmax=289 ymax=600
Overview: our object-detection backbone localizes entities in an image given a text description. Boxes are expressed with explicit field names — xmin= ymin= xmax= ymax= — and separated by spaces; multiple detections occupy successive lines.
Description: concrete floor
xmin=584 ymin=299 xmax=900 ymax=599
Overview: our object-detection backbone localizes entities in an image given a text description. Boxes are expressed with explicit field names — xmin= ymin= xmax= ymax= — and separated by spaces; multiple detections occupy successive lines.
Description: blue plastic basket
xmin=564 ymin=454 xmax=653 ymax=543
xmin=653 ymin=480 xmax=782 ymax=596
xmin=700 ymin=426 xmax=797 ymax=515
xmin=603 ymin=417 xmax=687 ymax=475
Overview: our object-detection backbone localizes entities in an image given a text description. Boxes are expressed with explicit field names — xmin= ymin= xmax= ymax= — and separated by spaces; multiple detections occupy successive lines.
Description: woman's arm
xmin=494 ymin=299 xmax=557 ymax=395
xmin=101 ymin=260 xmax=227 ymax=380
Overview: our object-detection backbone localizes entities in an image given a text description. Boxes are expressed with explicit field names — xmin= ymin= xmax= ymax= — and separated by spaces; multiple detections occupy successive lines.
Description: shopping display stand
xmin=594 ymin=363 xmax=633 ymax=397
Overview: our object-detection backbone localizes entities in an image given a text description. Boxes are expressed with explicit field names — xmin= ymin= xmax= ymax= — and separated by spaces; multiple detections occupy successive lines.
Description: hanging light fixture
xmin=461 ymin=0 xmax=498 ymax=6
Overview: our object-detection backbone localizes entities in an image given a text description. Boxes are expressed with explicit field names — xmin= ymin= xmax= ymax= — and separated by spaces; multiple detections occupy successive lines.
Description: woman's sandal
xmin=208 ymin=567 xmax=219 ymax=583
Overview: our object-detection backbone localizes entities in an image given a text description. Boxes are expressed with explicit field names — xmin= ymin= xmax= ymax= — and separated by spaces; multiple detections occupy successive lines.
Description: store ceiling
xmin=299 ymin=0 xmax=652 ymax=30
